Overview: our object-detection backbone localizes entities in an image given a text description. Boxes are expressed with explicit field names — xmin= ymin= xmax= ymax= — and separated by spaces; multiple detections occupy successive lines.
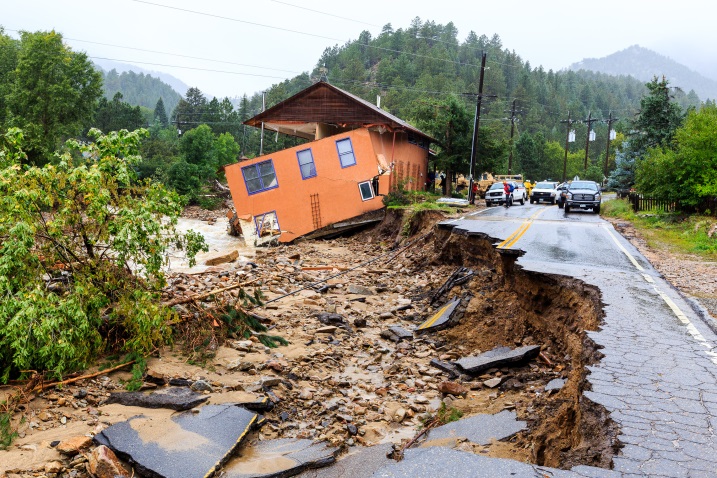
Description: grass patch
xmin=604 ymin=199 xmax=717 ymax=258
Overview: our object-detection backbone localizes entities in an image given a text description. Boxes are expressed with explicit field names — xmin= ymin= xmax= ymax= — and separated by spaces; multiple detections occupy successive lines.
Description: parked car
xmin=564 ymin=180 xmax=602 ymax=213
xmin=530 ymin=181 xmax=559 ymax=204
xmin=485 ymin=181 xmax=525 ymax=206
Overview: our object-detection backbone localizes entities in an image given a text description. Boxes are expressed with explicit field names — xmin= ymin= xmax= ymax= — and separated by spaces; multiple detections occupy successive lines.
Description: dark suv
xmin=564 ymin=180 xmax=601 ymax=214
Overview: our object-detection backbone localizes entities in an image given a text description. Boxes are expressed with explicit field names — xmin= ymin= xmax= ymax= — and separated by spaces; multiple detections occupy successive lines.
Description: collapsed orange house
xmin=224 ymin=81 xmax=434 ymax=244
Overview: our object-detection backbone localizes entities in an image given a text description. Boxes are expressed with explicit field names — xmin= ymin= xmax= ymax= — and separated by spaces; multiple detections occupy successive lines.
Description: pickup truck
xmin=564 ymin=180 xmax=602 ymax=213
xmin=529 ymin=181 xmax=559 ymax=204
xmin=485 ymin=181 xmax=526 ymax=206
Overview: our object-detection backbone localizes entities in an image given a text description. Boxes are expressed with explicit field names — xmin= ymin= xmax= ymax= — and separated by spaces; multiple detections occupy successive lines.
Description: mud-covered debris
xmin=347 ymin=284 xmax=373 ymax=295
xmin=453 ymin=345 xmax=541 ymax=375
xmin=222 ymin=438 xmax=338 ymax=477
xmin=106 ymin=387 xmax=209 ymax=411
xmin=380 ymin=326 xmax=414 ymax=342
xmin=95 ymin=404 xmax=260 ymax=478
xmin=313 ymin=311 xmax=353 ymax=332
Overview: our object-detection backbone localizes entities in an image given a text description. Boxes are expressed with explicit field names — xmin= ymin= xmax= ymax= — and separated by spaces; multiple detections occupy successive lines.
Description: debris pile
xmin=1 ymin=209 xmax=618 ymax=477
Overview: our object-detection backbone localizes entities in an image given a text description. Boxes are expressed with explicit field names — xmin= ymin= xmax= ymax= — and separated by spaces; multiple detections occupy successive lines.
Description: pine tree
xmin=153 ymin=97 xmax=168 ymax=126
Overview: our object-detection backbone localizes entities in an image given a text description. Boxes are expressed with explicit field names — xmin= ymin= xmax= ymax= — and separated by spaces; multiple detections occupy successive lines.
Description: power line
xmin=89 ymin=56 xmax=291 ymax=80
xmin=267 ymin=0 xmax=379 ymax=27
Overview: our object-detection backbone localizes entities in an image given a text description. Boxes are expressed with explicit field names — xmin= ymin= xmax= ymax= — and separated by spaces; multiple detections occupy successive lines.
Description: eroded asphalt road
xmin=396 ymin=202 xmax=717 ymax=478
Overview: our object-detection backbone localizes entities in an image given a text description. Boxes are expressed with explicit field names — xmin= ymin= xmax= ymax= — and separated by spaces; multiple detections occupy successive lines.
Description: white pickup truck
xmin=529 ymin=181 xmax=559 ymax=204
xmin=485 ymin=181 xmax=526 ymax=206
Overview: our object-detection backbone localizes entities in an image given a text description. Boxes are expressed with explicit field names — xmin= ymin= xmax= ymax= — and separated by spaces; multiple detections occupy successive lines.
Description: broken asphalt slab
xmin=295 ymin=443 xmax=394 ymax=478
xmin=424 ymin=410 xmax=526 ymax=446
xmin=415 ymin=298 xmax=461 ymax=334
xmin=95 ymin=404 xmax=259 ymax=478
xmin=105 ymin=387 xmax=208 ymax=411
xmin=221 ymin=438 xmax=338 ymax=478
xmin=453 ymin=345 xmax=541 ymax=375
xmin=369 ymin=447 xmax=610 ymax=478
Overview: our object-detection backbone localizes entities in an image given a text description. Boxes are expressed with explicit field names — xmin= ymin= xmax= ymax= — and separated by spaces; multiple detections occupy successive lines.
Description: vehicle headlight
xmin=595 ymin=192 xmax=601 ymax=200
xmin=550 ymin=192 xmax=556 ymax=197
xmin=566 ymin=192 xmax=572 ymax=199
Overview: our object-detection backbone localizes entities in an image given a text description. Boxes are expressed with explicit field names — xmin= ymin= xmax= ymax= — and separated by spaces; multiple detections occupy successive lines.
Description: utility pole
xmin=603 ymin=111 xmax=618 ymax=180
xmin=259 ymin=91 xmax=266 ymax=156
xmin=467 ymin=51 xmax=487 ymax=204
xmin=507 ymin=99 xmax=518 ymax=174
xmin=560 ymin=112 xmax=577 ymax=182
xmin=583 ymin=111 xmax=599 ymax=172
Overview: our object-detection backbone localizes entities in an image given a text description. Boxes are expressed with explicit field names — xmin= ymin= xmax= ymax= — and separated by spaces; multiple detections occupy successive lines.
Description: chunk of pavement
xmin=545 ymin=378 xmax=566 ymax=392
xmin=105 ymin=387 xmax=209 ymax=411
xmin=453 ymin=345 xmax=541 ymax=375
xmin=380 ymin=326 xmax=414 ymax=342
xmin=347 ymin=284 xmax=373 ymax=295
xmin=205 ymin=249 xmax=239 ymax=266
xmin=94 ymin=404 xmax=259 ymax=478
xmin=294 ymin=443 xmax=394 ymax=478
xmin=429 ymin=359 xmax=460 ymax=379
xmin=222 ymin=438 xmax=338 ymax=478
xmin=415 ymin=299 xmax=461 ymax=334
xmin=370 ymin=446 xmax=579 ymax=478
xmin=483 ymin=377 xmax=502 ymax=388
xmin=424 ymin=410 xmax=526 ymax=446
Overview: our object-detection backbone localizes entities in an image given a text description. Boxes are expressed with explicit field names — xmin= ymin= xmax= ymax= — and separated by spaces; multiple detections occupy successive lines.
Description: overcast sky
xmin=3 ymin=0 xmax=715 ymax=99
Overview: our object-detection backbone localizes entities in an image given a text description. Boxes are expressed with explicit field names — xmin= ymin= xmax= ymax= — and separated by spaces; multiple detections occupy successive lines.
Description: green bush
xmin=0 ymin=128 xmax=207 ymax=382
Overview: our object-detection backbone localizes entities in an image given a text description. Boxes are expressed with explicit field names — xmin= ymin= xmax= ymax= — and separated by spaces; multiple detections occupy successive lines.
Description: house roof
xmin=244 ymin=81 xmax=435 ymax=143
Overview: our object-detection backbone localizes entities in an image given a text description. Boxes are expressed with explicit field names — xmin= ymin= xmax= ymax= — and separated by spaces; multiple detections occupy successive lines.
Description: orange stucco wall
xmin=225 ymin=128 xmax=428 ymax=242
xmin=368 ymin=130 xmax=429 ymax=192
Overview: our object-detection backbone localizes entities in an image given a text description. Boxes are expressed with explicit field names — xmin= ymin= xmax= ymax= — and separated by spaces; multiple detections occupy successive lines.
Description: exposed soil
xmin=1 ymin=206 xmax=620 ymax=477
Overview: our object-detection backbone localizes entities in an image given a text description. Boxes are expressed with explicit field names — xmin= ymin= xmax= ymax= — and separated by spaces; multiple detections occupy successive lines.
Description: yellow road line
xmin=497 ymin=208 xmax=547 ymax=249
xmin=418 ymin=301 xmax=454 ymax=330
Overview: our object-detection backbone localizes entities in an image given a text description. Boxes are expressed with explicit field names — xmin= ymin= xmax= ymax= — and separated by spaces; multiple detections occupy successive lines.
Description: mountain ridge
xmin=568 ymin=45 xmax=717 ymax=101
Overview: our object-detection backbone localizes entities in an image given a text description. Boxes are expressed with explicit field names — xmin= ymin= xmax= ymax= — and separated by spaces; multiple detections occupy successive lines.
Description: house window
xmin=358 ymin=181 xmax=374 ymax=201
xmin=255 ymin=211 xmax=280 ymax=238
xmin=242 ymin=160 xmax=278 ymax=194
xmin=336 ymin=138 xmax=357 ymax=168
xmin=296 ymin=148 xmax=316 ymax=179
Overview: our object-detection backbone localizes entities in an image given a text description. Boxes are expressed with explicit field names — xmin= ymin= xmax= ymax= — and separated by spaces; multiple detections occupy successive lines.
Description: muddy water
xmin=168 ymin=217 xmax=255 ymax=273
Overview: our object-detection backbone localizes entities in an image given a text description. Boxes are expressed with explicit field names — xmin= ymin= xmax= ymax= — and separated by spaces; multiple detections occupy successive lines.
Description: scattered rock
xmin=483 ymin=377 xmax=502 ymax=388
xmin=190 ymin=379 xmax=214 ymax=392
xmin=347 ymin=284 xmax=374 ymax=295
xmin=454 ymin=345 xmax=541 ymax=375
xmin=545 ymin=378 xmax=566 ymax=393
xmin=205 ymin=249 xmax=239 ymax=266
xmin=438 ymin=381 xmax=468 ymax=397
xmin=87 ymin=445 xmax=129 ymax=478
xmin=380 ymin=326 xmax=414 ymax=342
xmin=56 ymin=435 xmax=93 ymax=455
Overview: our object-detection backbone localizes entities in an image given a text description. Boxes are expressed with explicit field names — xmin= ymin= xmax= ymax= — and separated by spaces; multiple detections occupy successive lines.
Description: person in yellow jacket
xmin=524 ymin=180 xmax=535 ymax=197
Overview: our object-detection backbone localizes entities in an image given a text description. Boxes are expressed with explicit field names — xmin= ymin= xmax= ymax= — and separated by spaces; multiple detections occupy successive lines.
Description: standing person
xmin=438 ymin=172 xmax=447 ymax=195
xmin=427 ymin=170 xmax=436 ymax=192
xmin=503 ymin=180 xmax=512 ymax=208
xmin=471 ymin=181 xmax=479 ymax=205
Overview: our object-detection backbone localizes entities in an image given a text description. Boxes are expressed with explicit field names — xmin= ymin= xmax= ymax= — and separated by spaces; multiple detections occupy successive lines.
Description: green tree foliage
xmin=636 ymin=104 xmax=717 ymax=206
xmin=0 ymin=28 xmax=19 ymax=127
xmin=94 ymin=92 xmax=145 ymax=133
xmin=630 ymin=76 xmax=684 ymax=155
xmin=4 ymin=30 xmax=102 ymax=165
xmin=0 ymin=128 xmax=207 ymax=382
xmin=101 ymin=69 xmax=182 ymax=116
xmin=153 ymin=97 xmax=169 ymax=126
xmin=609 ymin=77 xmax=684 ymax=189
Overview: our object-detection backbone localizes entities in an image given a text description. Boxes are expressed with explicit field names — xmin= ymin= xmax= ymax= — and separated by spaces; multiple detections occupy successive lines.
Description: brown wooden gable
xmin=245 ymin=81 xmax=434 ymax=143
